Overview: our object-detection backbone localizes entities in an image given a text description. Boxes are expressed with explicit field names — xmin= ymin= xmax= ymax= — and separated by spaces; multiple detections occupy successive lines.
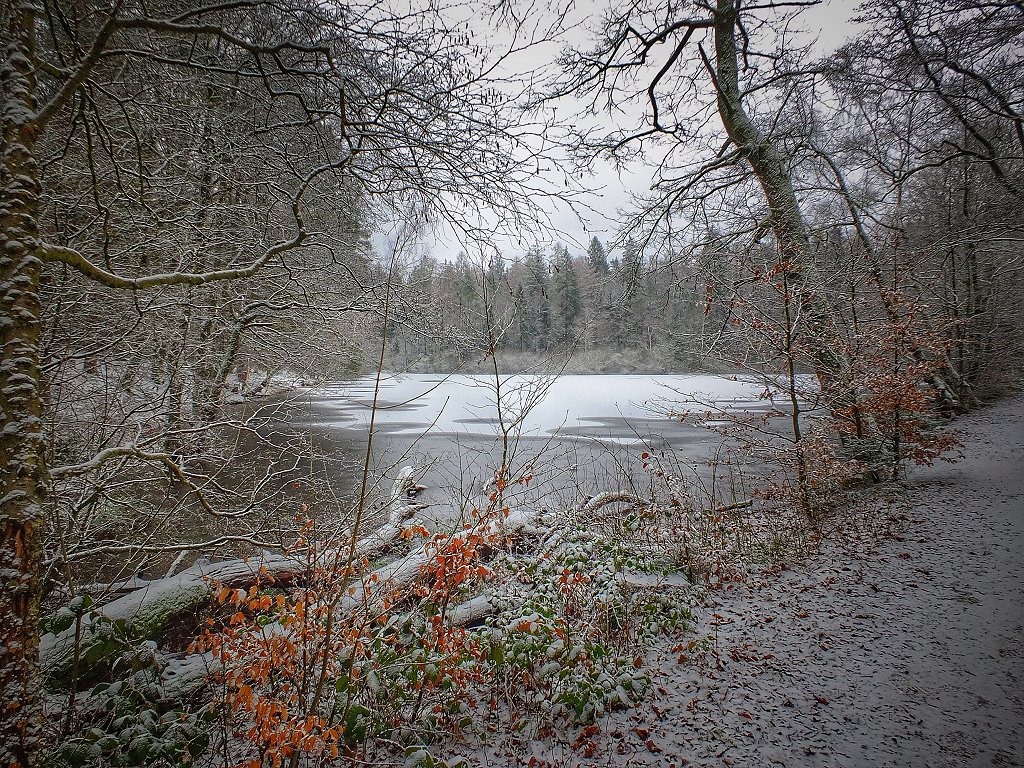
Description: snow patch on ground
xmin=452 ymin=396 xmax=1024 ymax=767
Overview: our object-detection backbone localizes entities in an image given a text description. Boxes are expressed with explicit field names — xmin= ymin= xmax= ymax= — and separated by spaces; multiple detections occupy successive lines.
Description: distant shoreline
xmin=386 ymin=351 xmax=732 ymax=377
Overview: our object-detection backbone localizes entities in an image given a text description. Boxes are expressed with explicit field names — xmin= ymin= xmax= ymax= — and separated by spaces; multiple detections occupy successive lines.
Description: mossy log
xmin=154 ymin=504 xmax=542 ymax=701
xmin=41 ymin=471 xmax=424 ymax=688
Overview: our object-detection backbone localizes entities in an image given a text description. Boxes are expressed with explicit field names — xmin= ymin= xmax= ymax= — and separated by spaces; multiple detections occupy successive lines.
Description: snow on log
xmin=581 ymin=492 xmax=647 ymax=516
xmin=156 ymin=504 xmax=543 ymax=700
xmin=41 ymin=472 xmax=424 ymax=687
xmin=40 ymin=554 xmax=293 ymax=686
xmin=331 ymin=504 xmax=540 ymax=619
xmin=448 ymin=594 xmax=499 ymax=627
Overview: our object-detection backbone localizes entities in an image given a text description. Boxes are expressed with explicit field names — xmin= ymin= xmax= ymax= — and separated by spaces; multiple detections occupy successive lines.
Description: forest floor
xmin=455 ymin=395 xmax=1024 ymax=767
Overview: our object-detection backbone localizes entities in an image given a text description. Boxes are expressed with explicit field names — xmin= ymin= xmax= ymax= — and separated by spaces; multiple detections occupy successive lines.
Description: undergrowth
xmin=46 ymin=504 xmax=696 ymax=768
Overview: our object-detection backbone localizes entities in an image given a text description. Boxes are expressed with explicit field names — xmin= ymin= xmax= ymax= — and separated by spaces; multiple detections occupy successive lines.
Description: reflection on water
xmin=263 ymin=373 xmax=790 ymax=525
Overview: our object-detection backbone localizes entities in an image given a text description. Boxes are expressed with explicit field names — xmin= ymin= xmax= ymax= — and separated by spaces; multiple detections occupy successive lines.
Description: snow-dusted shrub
xmin=478 ymin=519 xmax=691 ymax=725
xmin=157 ymin=501 xmax=692 ymax=766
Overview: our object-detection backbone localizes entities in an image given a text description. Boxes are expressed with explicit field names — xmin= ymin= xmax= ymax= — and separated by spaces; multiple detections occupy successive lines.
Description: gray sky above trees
xmin=379 ymin=0 xmax=865 ymax=263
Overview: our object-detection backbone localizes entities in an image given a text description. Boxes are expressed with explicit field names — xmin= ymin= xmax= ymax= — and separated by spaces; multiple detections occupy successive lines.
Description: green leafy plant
xmin=48 ymin=642 xmax=212 ymax=768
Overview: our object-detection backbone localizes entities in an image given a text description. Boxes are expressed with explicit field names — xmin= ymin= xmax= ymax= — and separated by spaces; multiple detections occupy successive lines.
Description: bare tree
xmin=1 ymin=0 xmax=557 ymax=762
xmin=545 ymin=0 xmax=1022 ymax=507
xmin=550 ymin=0 xmax=854 ymax=391
xmin=824 ymin=0 xmax=1024 ymax=402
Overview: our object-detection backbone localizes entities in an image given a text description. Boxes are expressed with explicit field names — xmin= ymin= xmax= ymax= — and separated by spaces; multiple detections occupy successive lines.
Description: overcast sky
xmin=376 ymin=0 xmax=867 ymax=264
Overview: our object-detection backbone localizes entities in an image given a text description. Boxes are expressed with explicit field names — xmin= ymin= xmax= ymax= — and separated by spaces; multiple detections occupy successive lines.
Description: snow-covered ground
xmin=458 ymin=395 xmax=1024 ymax=767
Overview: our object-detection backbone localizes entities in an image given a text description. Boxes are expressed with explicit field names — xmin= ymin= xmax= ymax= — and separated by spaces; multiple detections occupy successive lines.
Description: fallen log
xmin=154 ymin=504 xmax=543 ymax=701
xmin=152 ymin=498 xmax=694 ymax=704
xmin=151 ymin=496 xmax=703 ymax=704
xmin=41 ymin=471 xmax=424 ymax=687
xmin=581 ymin=492 xmax=648 ymax=515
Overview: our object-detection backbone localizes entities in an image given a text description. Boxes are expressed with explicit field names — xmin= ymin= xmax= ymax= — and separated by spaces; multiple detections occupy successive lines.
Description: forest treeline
xmin=1 ymin=0 xmax=1022 ymax=765
xmin=383 ymin=238 xmax=708 ymax=373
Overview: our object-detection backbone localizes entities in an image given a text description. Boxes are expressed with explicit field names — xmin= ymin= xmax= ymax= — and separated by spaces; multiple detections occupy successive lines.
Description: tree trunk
xmin=1 ymin=3 xmax=47 ymax=766
xmin=712 ymin=0 xmax=844 ymax=389
xmin=713 ymin=0 xmax=809 ymax=264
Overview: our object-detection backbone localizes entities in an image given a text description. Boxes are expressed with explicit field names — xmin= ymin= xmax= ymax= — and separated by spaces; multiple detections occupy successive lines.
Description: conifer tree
xmin=517 ymin=248 xmax=552 ymax=351
xmin=587 ymin=236 xmax=610 ymax=274
xmin=551 ymin=246 xmax=582 ymax=347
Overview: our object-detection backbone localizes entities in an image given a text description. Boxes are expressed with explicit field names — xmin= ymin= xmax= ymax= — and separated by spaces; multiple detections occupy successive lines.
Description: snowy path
xmin=474 ymin=396 xmax=1024 ymax=767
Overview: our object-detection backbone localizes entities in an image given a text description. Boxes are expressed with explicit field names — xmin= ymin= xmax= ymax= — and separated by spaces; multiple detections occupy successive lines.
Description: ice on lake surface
xmin=289 ymin=373 xmax=778 ymax=445
xmin=269 ymin=373 xmax=795 ymax=513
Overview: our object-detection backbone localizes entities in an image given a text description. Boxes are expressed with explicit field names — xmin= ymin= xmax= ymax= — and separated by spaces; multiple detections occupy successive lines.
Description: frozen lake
xmin=264 ymin=373 xmax=790 ymax=519
xmin=292 ymin=373 xmax=773 ymax=442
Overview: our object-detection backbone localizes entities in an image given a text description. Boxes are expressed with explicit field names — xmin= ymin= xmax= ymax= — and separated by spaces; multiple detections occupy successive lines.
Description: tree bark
xmin=712 ymin=0 xmax=809 ymax=265
xmin=712 ymin=0 xmax=845 ymax=392
xmin=1 ymin=3 xmax=46 ymax=766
